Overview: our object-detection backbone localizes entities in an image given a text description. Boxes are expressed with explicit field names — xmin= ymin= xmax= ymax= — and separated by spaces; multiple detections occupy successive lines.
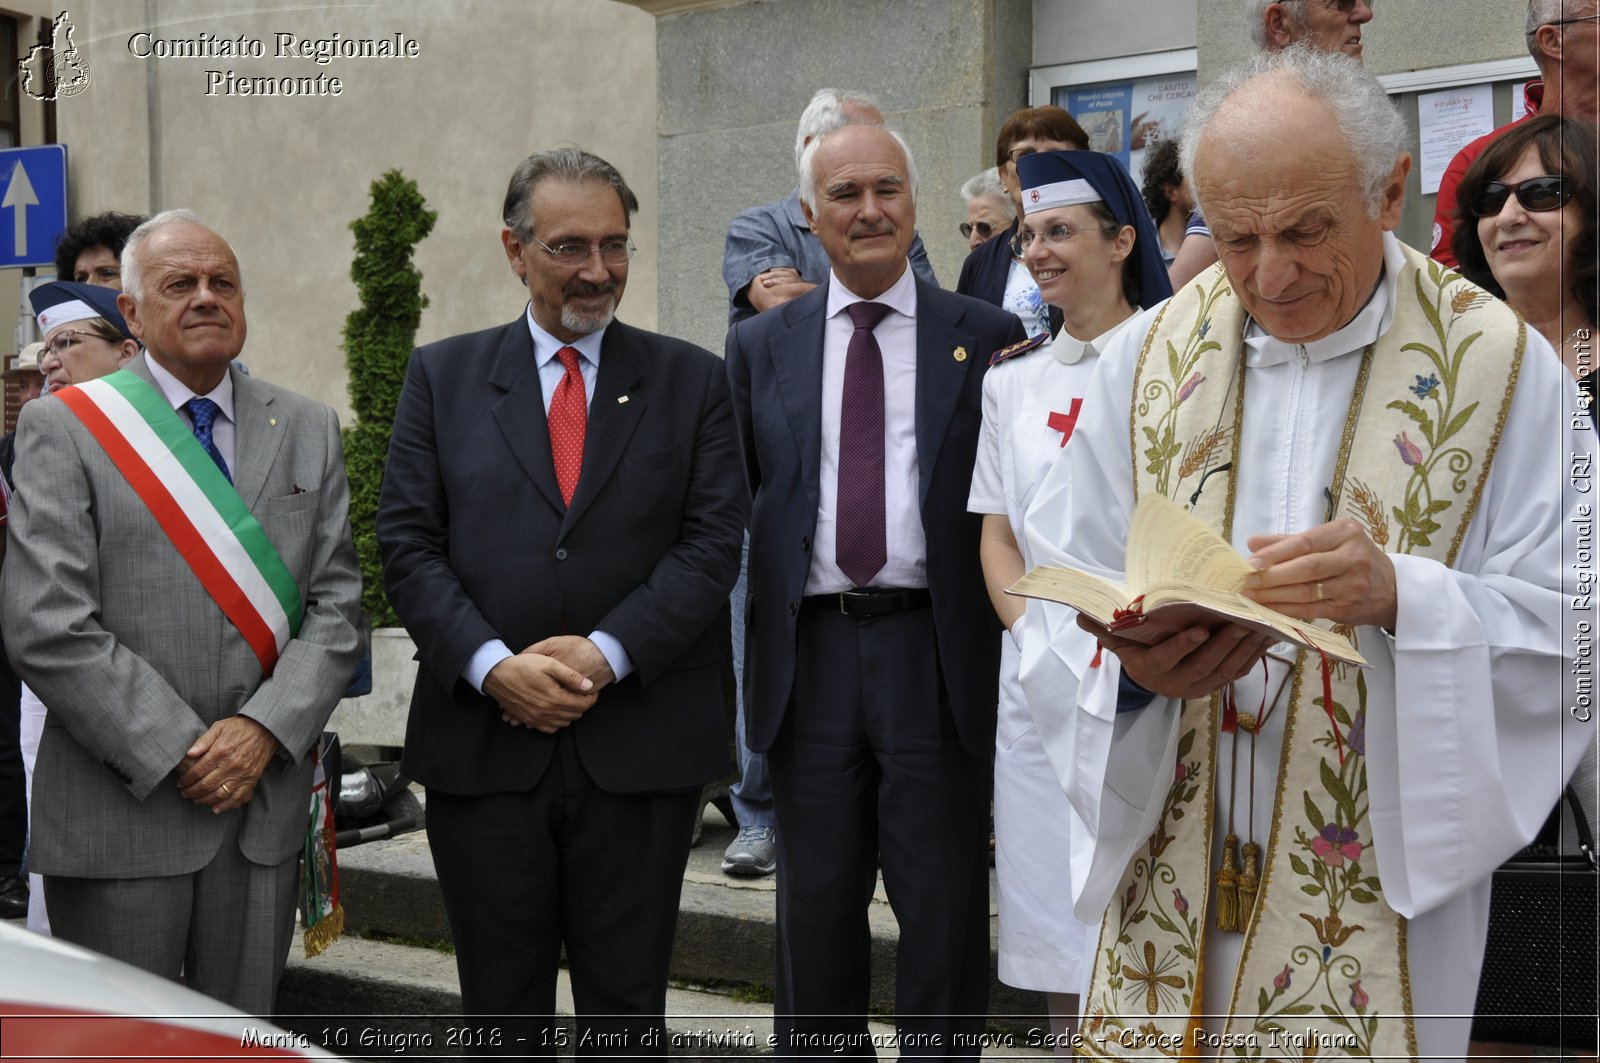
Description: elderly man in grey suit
xmin=0 ymin=210 xmax=362 ymax=1016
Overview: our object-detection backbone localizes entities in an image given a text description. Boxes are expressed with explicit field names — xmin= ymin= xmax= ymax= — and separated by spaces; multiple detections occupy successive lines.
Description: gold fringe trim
xmin=303 ymin=905 xmax=345 ymax=958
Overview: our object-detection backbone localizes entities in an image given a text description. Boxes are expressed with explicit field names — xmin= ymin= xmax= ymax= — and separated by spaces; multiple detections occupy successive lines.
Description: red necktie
xmin=548 ymin=346 xmax=587 ymax=505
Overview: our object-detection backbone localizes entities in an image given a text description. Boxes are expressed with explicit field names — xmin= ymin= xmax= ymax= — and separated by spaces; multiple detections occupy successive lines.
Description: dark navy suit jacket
xmin=725 ymin=275 xmax=1025 ymax=759
xmin=379 ymin=317 xmax=748 ymax=796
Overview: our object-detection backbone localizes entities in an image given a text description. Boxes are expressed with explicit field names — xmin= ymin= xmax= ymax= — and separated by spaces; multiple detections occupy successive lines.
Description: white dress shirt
xmin=806 ymin=266 xmax=926 ymax=594
xmin=143 ymin=351 xmax=236 ymax=473
xmin=462 ymin=306 xmax=632 ymax=694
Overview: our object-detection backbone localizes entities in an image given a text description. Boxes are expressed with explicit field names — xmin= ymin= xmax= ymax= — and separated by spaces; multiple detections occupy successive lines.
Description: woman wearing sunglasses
xmin=1453 ymin=112 xmax=1598 ymax=1057
xmin=966 ymin=150 xmax=1172 ymax=1051
xmin=957 ymin=167 xmax=1014 ymax=253
xmin=1452 ymin=114 xmax=1597 ymax=413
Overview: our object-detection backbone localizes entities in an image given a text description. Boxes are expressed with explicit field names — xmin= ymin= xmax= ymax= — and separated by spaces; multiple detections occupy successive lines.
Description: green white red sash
xmin=56 ymin=369 xmax=303 ymax=676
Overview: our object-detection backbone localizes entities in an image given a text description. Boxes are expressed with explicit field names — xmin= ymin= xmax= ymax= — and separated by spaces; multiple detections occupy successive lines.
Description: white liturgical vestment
xmin=1019 ymin=234 xmax=1594 ymax=1057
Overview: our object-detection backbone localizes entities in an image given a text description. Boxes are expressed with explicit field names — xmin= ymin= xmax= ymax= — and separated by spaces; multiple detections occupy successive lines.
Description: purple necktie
xmin=837 ymin=301 xmax=892 ymax=587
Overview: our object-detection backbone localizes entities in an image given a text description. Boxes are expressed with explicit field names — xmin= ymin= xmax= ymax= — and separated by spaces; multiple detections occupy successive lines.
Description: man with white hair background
xmin=1168 ymin=0 xmax=1377 ymax=289
xmin=1432 ymin=0 xmax=1599 ymax=265
xmin=722 ymin=87 xmax=937 ymax=326
xmin=1021 ymin=48 xmax=1588 ymax=1057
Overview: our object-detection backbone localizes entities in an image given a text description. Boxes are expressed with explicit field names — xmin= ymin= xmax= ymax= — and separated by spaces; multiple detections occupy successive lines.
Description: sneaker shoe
xmin=721 ymin=825 xmax=777 ymax=876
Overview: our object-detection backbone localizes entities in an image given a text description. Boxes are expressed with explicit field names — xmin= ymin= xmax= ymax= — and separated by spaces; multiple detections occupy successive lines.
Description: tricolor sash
xmin=56 ymin=369 xmax=303 ymax=676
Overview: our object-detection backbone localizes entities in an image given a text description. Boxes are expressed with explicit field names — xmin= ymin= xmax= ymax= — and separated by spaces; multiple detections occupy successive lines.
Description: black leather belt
xmin=802 ymin=588 xmax=933 ymax=618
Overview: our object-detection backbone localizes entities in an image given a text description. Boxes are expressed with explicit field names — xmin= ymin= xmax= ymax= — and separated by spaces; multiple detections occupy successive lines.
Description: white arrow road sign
xmin=3 ymin=161 xmax=39 ymax=258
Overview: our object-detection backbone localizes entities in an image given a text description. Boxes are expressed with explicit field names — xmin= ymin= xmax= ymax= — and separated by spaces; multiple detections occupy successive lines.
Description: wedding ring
xmin=1314 ymin=582 xmax=1326 ymax=602
xmin=221 ymin=782 xmax=232 ymax=795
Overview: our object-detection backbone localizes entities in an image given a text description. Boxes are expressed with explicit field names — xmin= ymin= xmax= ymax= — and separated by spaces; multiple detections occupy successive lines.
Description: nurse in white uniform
xmin=966 ymin=149 xmax=1172 ymax=1048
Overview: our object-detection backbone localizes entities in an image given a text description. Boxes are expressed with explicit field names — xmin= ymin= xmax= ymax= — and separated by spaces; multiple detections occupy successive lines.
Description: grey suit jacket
xmin=0 ymin=356 xmax=363 ymax=877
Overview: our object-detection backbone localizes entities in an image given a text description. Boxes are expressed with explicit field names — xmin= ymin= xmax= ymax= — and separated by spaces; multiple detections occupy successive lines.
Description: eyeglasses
xmin=1007 ymin=147 xmax=1039 ymax=165
xmin=959 ymin=220 xmax=997 ymax=241
xmin=531 ymin=236 xmax=636 ymax=267
xmin=1012 ymin=222 xmax=1118 ymax=254
xmin=1546 ymin=14 xmax=1600 ymax=27
xmin=44 ymin=329 xmax=104 ymax=357
xmin=1469 ymin=175 xmax=1572 ymax=217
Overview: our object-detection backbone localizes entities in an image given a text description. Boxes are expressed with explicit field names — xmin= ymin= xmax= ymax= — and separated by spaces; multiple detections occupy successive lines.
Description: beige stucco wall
xmin=1198 ymin=0 xmax=1529 ymax=79
xmin=40 ymin=0 xmax=658 ymax=421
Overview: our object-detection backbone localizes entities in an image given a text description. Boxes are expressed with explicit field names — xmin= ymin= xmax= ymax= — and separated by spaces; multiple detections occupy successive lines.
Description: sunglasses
xmin=959 ymin=220 xmax=997 ymax=241
xmin=1470 ymin=175 xmax=1572 ymax=217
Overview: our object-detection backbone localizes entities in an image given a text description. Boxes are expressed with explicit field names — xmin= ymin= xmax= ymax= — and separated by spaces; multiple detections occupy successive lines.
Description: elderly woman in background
xmin=1453 ymin=114 xmax=1596 ymax=409
xmin=1452 ymin=112 xmax=1598 ymax=1054
xmin=1140 ymin=137 xmax=1193 ymax=266
xmin=958 ymin=167 xmax=1015 ymax=252
xmin=15 ymin=280 xmax=140 ymax=935
xmin=966 ymin=150 xmax=1172 ymax=1052
xmin=956 ymin=105 xmax=1088 ymax=338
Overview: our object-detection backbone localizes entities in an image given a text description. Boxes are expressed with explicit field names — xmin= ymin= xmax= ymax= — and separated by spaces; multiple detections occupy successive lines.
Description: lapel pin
xmin=269 ymin=417 xmax=278 ymax=426
xmin=953 ymin=347 xmax=968 ymax=363
xmin=617 ymin=395 xmax=630 ymax=404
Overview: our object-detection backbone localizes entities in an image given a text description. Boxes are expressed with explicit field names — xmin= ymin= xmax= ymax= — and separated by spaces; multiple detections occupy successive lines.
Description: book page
xmin=1006 ymin=567 xmax=1129 ymax=627
xmin=1126 ymin=493 xmax=1253 ymax=596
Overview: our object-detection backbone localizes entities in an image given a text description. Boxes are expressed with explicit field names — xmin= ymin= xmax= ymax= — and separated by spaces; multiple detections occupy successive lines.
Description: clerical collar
xmin=1051 ymin=313 xmax=1137 ymax=365
xmin=1242 ymin=232 xmax=1405 ymax=368
xmin=826 ymin=263 xmax=917 ymax=322
xmin=524 ymin=303 xmax=605 ymax=369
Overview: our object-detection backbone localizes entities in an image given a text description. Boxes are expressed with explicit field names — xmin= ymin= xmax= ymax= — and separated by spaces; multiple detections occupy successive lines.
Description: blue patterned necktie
xmin=185 ymin=397 xmax=231 ymax=483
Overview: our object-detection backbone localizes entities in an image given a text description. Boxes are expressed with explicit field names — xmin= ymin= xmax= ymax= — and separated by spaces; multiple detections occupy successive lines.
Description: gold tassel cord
xmin=1215 ymin=833 xmax=1241 ymax=932
xmin=1237 ymin=841 xmax=1261 ymax=924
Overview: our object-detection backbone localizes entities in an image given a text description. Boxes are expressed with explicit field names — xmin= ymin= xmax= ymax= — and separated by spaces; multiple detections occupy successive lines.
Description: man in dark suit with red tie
xmin=726 ymin=124 xmax=1025 ymax=1056
xmin=376 ymin=148 xmax=746 ymax=1055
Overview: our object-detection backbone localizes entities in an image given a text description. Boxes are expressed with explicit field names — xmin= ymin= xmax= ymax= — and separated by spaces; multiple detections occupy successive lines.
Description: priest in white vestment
xmin=1019 ymin=48 xmax=1594 ymax=1061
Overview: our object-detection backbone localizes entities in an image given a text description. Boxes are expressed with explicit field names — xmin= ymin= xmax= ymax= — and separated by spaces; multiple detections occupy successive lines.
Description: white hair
xmin=120 ymin=208 xmax=218 ymax=302
xmin=1247 ymin=0 xmax=1307 ymax=50
xmin=959 ymin=168 xmax=1016 ymax=218
xmin=1526 ymin=0 xmax=1586 ymax=64
xmin=1180 ymin=45 xmax=1405 ymax=218
xmin=793 ymin=88 xmax=883 ymax=172
xmin=799 ymin=126 xmax=920 ymax=212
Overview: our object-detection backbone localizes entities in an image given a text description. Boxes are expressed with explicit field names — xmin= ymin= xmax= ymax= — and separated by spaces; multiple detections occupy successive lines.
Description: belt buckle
xmin=836 ymin=590 xmax=862 ymax=615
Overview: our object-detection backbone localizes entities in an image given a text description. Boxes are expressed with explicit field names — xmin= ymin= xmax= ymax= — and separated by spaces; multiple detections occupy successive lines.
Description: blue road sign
xmin=0 ymin=145 xmax=67 ymax=269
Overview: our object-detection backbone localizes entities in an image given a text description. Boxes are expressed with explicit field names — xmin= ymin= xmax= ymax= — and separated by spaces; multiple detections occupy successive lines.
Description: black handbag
xmin=1470 ymin=787 xmax=1598 ymax=1048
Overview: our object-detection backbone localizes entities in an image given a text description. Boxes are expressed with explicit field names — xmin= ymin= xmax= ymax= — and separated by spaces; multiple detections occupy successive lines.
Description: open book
xmin=1006 ymin=493 xmax=1366 ymax=667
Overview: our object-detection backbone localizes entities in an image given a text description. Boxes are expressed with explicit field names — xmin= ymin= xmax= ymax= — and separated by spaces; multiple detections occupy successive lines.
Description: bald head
xmin=1181 ymin=52 xmax=1409 ymax=343
xmin=1181 ymin=49 xmax=1406 ymax=219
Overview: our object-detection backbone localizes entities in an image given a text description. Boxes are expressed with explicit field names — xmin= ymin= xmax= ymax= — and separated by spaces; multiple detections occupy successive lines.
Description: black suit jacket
xmin=725 ymin=276 xmax=1025 ymax=759
xmin=955 ymin=218 xmax=1063 ymax=336
xmin=378 ymin=316 xmax=748 ymax=796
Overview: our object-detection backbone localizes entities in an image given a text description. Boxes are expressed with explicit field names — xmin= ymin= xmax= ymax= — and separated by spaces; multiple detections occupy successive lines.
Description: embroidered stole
xmin=1077 ymin=249 xmax=1523 ymax=1058
xmin=56 ymin=370 xmax=304 ymax=677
